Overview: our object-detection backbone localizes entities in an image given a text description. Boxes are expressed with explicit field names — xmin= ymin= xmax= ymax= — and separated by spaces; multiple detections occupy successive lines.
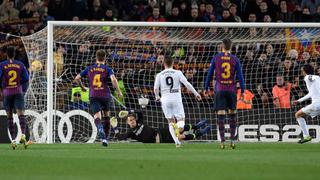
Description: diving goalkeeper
xmin=114 ymin=110 xmax=211 ymax=143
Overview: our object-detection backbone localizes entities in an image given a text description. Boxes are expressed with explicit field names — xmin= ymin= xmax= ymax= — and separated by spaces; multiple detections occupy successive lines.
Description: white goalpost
xmin=20 ymin=21 xmax=320 ymax=143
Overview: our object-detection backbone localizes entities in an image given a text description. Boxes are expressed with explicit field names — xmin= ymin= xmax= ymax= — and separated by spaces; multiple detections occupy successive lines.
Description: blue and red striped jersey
xmin=80 ymin=64 xmax=114 ymax=98
xmin=205 ymin=52 xmax=245 ymax=93
xmin=0 ymin=60 xmax=29 ymax=96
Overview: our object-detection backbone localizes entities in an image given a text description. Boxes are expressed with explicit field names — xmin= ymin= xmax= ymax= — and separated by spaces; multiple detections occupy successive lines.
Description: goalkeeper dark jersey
xmin=117 ymin=123 xmax=158 ymax=143
xmin=117 ymin=110 xmax=157 ymax=143
xmin=116 ymin=110 xmax=174 ymax=143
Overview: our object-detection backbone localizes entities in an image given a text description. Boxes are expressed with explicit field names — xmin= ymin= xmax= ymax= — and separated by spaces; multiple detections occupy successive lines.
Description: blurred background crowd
xmin=1 ymin=0 xmax=320 ymax=36
xmin=1 ymin=0 xmax=320 ymax=111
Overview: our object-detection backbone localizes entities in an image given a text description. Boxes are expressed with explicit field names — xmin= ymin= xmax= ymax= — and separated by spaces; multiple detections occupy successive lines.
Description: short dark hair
xmin=127 ymin=113 xmax=137 ymax=120
xmin=222 ymin=8 xmax=230 ymax=13
xmin=303 ymin=64 xmax=315 ymax=75
xmin=164 ymin=56 xmax=173 ymax=67
xmin=230 ymin=3 xmax=237 ymax=8
xmin=276 ymin=73 xmax=283 ymax=77
xmin=6 ymin=46 xmax=15 ymax=59
xmin=96 ymin=49 xmax=106 ymax=62
xmin=222 ymin=38 xmax=232 ymax=51
xmin=74 ymin=92 xmax=81 ymax=97
xmin=106 ymin=6 xmax=113 ymax=11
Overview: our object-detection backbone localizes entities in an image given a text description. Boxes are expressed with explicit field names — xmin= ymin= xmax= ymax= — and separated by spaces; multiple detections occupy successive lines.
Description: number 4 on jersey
xmin=93 ymin=74 xmax=102 ymax=88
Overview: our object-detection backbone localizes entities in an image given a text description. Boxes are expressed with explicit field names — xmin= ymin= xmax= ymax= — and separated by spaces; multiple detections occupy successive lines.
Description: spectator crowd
xmin=2 ymin=0 xmax=320 ymax=36
xmin=1 ymin=0 xmax=320 ymax=111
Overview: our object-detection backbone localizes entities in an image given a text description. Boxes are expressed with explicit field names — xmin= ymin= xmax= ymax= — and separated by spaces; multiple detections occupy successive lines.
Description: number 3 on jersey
xmin=8 ymin=70 xmax=17 ymax=86
xmin=93 ymin=74 xmax=102 ymax=88
xmin=221 ymin=62 xmax=231 ymax=79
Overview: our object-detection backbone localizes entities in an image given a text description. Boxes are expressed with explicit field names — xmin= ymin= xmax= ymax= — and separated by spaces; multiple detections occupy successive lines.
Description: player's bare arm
xmin=110 ymin=74 xmax=123 ymax=97
xmin=73 ymin=74 xmax=86 ymax=91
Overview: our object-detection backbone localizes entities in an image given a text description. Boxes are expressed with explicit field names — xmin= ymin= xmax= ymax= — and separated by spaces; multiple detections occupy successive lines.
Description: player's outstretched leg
xmin=198 ymin=125 xmax=212 ymax=137
xmin=179 ymin=125 xmax=212 ymax=141
xmin=195 ymin=119 xmax=208 ymax=129
xmin=182 ymin=120 xmax=206 ymax=132
xmin=295 ymin=110 xmax=312 ymax=144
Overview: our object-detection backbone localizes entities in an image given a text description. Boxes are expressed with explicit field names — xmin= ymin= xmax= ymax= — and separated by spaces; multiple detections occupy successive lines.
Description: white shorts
xmin=302 ymin=102 xmax=320 ymax=118
xmin=161 ymin=100 xmax=185 ymax=120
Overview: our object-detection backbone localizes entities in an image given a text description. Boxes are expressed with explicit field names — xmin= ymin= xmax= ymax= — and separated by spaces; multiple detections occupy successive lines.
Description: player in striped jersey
xmin=74 ymin=49 xmax=122 ymax=147
xmin=0 ymin=46 xmax=29 ymax=149
xmin=154 ymin=56 xmax=202 ymax=148
xmin=205 ymin=38 xmax=245 ymax=149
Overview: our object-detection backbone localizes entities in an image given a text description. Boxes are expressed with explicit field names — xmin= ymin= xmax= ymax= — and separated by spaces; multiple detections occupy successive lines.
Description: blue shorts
xmin=90 ymin=97 xmax=111 ymax=114
xmin=3 ymin=94 xmax=25 ymax=111
xmin=214 ymin=91 xmax=237 ymax=111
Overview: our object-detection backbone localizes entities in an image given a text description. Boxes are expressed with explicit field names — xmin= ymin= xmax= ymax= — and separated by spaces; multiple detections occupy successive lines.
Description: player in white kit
xmin=294 ymin=64 xmax=320 ymax=143
xmin=154 ymin=56 xmax=202 ymax=147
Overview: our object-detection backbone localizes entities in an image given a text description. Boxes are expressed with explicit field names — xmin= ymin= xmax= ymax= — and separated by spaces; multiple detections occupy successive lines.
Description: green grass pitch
xmin=0 ymin=143 xmax=320 ymax=180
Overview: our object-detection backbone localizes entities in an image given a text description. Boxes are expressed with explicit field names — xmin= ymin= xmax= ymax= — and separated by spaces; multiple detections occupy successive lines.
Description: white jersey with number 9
xmin=154 ymin=68 xmax=199 ymax=120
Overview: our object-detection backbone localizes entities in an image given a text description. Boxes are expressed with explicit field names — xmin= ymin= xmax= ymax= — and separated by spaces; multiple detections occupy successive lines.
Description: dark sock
xmin=18 ymin=115 xmax=26 ymax=134
xmin=184 ymin=134 xmax=196 ymax=140
xmin=95 ymin=118 xmax=106 ymax=140
xmin=218 ymin=115 xmax=226 ymax=142
xmin=183 ymin=124 xmax=192 ymax=131
xmin=8 ymin=118 xmax=16 ymax=140
xmin=191 ymin=125 xmax=198 ymax=130
xmin=229 ymin=114 xmax=237 ymax=141
xmin=103 ymin=117 xmax=110 ymax=139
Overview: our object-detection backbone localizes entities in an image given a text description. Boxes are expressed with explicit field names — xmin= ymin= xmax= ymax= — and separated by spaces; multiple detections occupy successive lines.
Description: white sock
xmin=169 ymin=123 xmax=181 ymax=145
xmin=297 ymin=117 xmax=309 ymax=137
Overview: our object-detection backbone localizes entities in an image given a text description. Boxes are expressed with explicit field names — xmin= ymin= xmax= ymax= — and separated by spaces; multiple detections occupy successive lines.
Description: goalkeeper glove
xmin=118 ymin=110 xmax=129 ymax=118
xmin=110 ymin=116 xmax=118 ymax=128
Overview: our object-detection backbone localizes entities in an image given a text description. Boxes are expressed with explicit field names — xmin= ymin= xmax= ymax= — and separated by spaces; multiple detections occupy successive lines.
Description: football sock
xmin=184 ymin=134 xmax=196 ymax=140
xmin=297 ymin=117 xmax=309 ymax=137
xmin=183 ymin=124 xmax=193 ymax=131
xmin=169 ymin=123 xmax=181 ymax=145
xmin=218 ymin=114 xmax=226 ymax=142
xmin=229 ymin=114 xmax=237 ymax=141
xmin=95 ymin=118 xmax=107 ymax=140
xmin=103 ymin=117 xmax=110 ymax=139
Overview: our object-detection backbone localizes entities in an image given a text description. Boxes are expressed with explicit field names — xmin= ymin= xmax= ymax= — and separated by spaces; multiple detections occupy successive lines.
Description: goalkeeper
xmin=113 ymin=110 xmax=211 ymax=143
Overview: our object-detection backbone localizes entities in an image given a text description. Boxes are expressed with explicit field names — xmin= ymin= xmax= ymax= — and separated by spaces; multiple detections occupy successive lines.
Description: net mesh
xmin=20 ymin=24 xmax=320 ymax=143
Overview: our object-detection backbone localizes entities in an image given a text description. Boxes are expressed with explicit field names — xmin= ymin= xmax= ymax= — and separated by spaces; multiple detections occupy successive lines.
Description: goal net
xmin=20 ymin=22 xmax=320 ymax=143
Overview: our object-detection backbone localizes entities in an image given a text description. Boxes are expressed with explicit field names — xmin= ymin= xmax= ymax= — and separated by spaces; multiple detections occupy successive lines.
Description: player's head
xmin=127 ymin=114 xmax=137 ymax=128
xmin=6 ymin=46 xmax=16 ymax=59
xmin=221 ymin=38 xmax=232 ymax=51
xmin=276 ymin=74 xmax=284 ymax=86
xmin=302 ymin=64 xmax=315 ymax=76
xmin=73 ymin=92 xmax=81 ymax=101
xmin=96 ymin=49 xmax=106 ymax=63
xmin=164 ymin=56 xmax=174 ymax=68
